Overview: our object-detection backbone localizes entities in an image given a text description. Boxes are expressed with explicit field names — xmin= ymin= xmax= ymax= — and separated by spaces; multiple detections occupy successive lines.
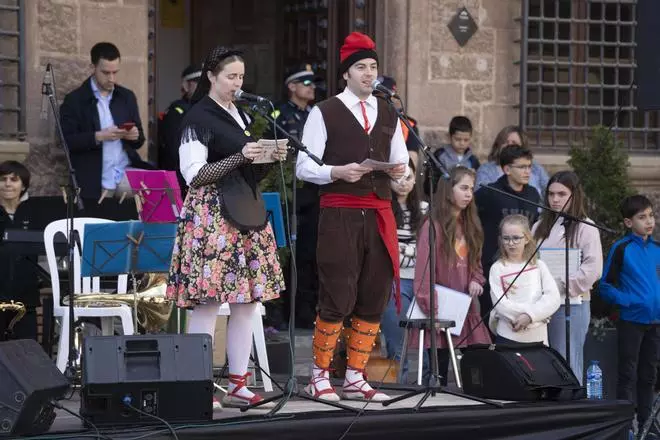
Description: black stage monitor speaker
xmin=0 ymin=339 xmax=70 ymax=437
xmin=460 ymin=343 xmax=586 ymax=401
xmin=636 ymin=0 xmax=660 ymax=111
xmin=81 ymin=334 xmax=214 ymax=426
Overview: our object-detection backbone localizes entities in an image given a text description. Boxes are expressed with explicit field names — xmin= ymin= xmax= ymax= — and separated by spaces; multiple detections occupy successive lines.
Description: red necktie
xmin=359 ymin=101 xmax=370 ymax=134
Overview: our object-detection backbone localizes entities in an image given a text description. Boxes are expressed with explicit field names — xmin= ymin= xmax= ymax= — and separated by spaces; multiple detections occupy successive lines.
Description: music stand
xmin=263 ymin=192 xmax=287 ymax=248
xmin=81 ymin=221 xmax=177 ymax=329
xmin=125 ymin=170 xmax=183 ymax=223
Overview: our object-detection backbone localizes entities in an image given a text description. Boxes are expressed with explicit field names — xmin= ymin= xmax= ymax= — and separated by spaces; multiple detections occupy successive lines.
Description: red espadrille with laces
xmin=340 ymin=317 xmax=390 ymax=401
xmin=305 ymin=367 xmax=340 ymax=402
xmin=341 ymin=368 xmax=389 ymax=402
xmin=222 ymin=373 xmax=274 ymax=409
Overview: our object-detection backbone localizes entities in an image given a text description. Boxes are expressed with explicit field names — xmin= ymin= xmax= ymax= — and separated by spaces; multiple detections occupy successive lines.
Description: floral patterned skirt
xmin=166 ymin=185 xmax=284 ymax=308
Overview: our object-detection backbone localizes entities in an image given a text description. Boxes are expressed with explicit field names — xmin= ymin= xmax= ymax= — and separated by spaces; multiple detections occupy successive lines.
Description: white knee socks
xmin=187 ymin=303 xmax=219 ymax=344
xmin=226 ymin=303 xmax=258 ymax=398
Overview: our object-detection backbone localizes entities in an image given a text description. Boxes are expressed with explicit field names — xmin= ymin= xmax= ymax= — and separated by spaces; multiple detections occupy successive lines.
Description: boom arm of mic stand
xmin=475 ymin=183 xmax=617 ymax=235
xmin=476 ymin=182 xmax=615 ymax=371
xmin=250 ymin=105 xmax=324 ymax=166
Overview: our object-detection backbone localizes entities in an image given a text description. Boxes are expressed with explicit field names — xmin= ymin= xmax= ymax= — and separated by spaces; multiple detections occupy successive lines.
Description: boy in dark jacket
xmin=600 ymin=195 xmax=660 ymax=436
xmin=474 ymin=144 xmax=541 ymax=317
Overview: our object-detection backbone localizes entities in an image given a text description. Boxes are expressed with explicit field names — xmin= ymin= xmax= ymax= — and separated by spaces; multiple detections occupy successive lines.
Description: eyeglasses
xmin=296 ymin=79 xmax=315 ymax=87
xmin=509 ymin=165 xmax=532 ymax=171
xmin=501 ymin=235 xmax=525 ymax=244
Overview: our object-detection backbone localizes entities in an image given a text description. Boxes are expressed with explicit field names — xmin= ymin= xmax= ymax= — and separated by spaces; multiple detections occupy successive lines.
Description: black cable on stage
xmin=122 ymin=397 xmax=179 ymax=440
xmin=48 ymin=400 xmax=106 ymax=440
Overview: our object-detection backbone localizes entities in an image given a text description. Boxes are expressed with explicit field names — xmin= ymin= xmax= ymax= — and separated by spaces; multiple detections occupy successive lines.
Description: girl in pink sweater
xmin=532 ymin=171 xmax=603 ymax=383
xmin=414 ymin=167 xmax=491 ymax=385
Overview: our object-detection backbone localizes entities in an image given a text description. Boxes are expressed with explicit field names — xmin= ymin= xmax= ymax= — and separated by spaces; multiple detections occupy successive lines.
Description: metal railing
xmin=518 ymin=0 xmax=660 ymax=151
xmin=0 ymin=0 xmax=25 ymax=140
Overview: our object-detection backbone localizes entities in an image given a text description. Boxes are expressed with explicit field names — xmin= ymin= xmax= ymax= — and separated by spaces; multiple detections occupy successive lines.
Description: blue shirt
xmin=600 ymin=233 xmax=660 ymax=324
xmin=90 ymin=79 xmax=130 ymax=190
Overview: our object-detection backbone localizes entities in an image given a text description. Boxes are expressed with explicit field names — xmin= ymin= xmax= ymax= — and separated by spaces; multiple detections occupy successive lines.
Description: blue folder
xmin=263 ymin=192 xmax=286 ymax=248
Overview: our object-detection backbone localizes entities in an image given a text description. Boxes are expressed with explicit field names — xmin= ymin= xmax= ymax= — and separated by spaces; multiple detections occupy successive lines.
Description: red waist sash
xmin=319 ymin=193 xmax=401 ymax=313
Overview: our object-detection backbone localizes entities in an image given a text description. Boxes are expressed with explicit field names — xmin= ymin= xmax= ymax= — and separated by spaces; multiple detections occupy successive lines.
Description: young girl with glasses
xmin=488 ymin=214 xmax=560 ymax=344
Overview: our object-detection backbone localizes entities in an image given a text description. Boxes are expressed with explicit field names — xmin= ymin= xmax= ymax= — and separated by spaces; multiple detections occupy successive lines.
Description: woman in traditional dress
xmin=166 ymin=46 xmax=286 ymax=410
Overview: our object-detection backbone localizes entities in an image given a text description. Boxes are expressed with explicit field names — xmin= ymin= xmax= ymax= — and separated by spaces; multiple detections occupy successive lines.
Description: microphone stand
xmin=472 ymin=184 xmax=616 ymax=372
xmin=380 ymin=96 xmax=501 ymax=410
xmin=42 ymin=64 xmax=85 ymax=381
xmin=241 ymin=101 xmax=361 ymax=415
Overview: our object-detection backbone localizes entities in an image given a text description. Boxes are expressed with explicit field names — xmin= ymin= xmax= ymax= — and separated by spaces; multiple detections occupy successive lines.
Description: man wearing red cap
xmin=296 ymin=31 xmax=409 ymax=402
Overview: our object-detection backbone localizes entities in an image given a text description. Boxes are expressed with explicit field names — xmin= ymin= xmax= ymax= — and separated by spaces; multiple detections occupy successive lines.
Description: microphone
xmin=234 ymin=89 xmax=270 ymax=103
xmin=371 ymin=79 xmax=399 ymax=99
xmin=40 ymin=63 xmax=52 ymax=120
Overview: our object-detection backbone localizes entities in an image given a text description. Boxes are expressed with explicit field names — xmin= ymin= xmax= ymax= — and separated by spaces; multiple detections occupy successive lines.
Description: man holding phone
xmin=61 ymin=42 xmax=146 ymax=199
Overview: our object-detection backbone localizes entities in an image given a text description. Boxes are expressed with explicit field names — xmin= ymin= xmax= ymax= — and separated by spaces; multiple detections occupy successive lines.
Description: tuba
xmin=68 ymin=273 xmax=173 ymax=333
xmin=0 ymin=301 xmax=26 ymax=340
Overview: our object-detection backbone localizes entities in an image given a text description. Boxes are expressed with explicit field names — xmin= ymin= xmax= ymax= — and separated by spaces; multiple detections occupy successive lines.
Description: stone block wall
xmin=381 ymin=0 xmax=520 ymax=156
xmin=22 ymin=0 xmax=149 ymax=196
xmin=380 ymin=0 xmax=659 ymax=238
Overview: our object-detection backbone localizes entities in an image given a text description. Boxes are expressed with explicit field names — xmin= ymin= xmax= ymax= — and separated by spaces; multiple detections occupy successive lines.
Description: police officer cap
xmin=285 ymin=63 xmax=315 ymax=86
xmin=182 ymin=64 xmax=202 ymax=82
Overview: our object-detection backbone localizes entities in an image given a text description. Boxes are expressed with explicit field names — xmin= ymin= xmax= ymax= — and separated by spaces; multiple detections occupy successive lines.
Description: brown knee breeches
xmin=315 ymin=207 xmax=393 ymax=323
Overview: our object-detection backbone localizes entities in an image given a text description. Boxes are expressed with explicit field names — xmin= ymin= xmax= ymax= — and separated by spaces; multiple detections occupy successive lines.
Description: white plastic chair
xmin=44 ymin=218 xmax=135 ymax=373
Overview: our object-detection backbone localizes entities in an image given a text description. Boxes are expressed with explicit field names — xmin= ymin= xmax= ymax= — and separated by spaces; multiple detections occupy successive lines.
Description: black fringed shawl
xmin=179 ymin=95 xmax=271 ymax=231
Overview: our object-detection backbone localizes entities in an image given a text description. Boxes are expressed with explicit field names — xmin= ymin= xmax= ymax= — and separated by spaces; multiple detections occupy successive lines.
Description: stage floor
xmin=47 ymin=385 xmax=634 ymax=440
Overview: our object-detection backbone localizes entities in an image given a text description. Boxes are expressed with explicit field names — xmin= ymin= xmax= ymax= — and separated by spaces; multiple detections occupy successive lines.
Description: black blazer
xmin=60 ymin=77 xmax=146 ymax=198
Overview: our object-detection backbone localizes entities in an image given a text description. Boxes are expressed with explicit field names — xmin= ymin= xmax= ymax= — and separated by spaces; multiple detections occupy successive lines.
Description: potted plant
xmin=568 ymin=125 xmax=634 ymax=397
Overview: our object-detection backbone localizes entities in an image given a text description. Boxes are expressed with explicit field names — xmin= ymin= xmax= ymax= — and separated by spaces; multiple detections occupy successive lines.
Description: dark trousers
xmin=616 ymin=319 xmax=660 ymax=426
xmin=316 ymin=207 xmax=393 ymax=323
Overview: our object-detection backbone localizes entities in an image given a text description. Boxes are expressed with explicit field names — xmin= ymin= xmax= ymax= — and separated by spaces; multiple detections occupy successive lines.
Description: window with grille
xmin=519 ymin=0 xmax=660 ymax=151
xmin=0 ymin=0 xmax=25 ymax=140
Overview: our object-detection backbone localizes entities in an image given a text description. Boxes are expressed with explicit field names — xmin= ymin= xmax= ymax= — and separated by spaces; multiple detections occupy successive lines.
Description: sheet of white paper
xmin=405 ymin=285 xmax=472 ymax=336
xmin=253 ymin=139 xmax=288 ymax=164
xmin=538 ymin=248 xmax=582 ymax=282
xmin=360 ymin=159 xmax=405 ymax=171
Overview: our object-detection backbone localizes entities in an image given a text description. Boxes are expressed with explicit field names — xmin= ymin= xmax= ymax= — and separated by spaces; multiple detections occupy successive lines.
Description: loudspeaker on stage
xmin=0 ymin=339 xmax=69 ymax=437
xmin=460 ymin=343 xmax=585 ymax=401
xmin=80 ymin=333 xmax=214 ymax=426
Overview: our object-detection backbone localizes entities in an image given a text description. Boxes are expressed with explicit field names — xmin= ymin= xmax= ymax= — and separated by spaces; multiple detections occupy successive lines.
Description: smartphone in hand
xmin=119 ymin=122 xmax=135 ymax=130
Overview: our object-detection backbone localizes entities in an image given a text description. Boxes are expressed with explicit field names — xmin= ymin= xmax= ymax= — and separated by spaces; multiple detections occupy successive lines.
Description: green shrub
xmin=568 ymin=125 xmax=635 ymax=319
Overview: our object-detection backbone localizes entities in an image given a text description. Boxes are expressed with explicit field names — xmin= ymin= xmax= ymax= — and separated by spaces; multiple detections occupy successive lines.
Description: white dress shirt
xmin=296 ymin=87 xmax=409 ymax=185
xmin=179 ymin=98 xmax=249 ymax=186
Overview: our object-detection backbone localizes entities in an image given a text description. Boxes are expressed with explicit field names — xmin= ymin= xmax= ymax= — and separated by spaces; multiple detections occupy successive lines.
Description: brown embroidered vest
xmin=317 ymin=96 xmax=398 ymax=200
